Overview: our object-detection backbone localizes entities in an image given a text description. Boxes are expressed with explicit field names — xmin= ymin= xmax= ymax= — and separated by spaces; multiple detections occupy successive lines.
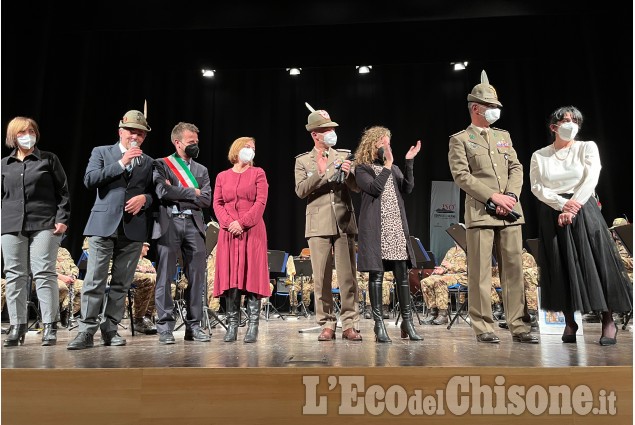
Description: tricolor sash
xmin=164 ymin=153 xmax=199 ymax=188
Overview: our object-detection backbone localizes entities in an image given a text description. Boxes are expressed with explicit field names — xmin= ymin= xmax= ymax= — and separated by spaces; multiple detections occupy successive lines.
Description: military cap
xmin=305 ymin=102 xmax=338 ymax=131
xmin=467 ymin=70 xmax=502 ymax=107
xmin=119 ymin=110 xmax=151 ymax=132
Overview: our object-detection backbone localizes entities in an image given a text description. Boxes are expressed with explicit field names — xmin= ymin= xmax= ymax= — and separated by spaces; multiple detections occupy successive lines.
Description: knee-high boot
xmin=369 ymin=272 xmax=391 ymax=343
xmin=244 ymin=293 xmax=261 ymax=343
xmin=395 ymin=262 xmax=423 ymax=341
xmin=223 ymin=288 xmax=241 ymax=342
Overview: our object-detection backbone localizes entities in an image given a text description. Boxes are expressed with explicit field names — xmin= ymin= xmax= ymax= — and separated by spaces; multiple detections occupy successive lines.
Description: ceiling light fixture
xmin=286 ymin=67 xmax=302 ymax=76
xmin=451 ymin=61 xmax=468 ymax=71
xmin=356 ymin=65 xmax=372 ymax=74
xmin=201 ymin=69 xmax=215 ymax=78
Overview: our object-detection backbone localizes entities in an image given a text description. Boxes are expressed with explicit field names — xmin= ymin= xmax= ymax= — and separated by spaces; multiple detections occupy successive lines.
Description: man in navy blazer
xmin=152 ymin=121 xmax=212 ymax=344
xmin=68 ymin=110 xmax=155 ymax=350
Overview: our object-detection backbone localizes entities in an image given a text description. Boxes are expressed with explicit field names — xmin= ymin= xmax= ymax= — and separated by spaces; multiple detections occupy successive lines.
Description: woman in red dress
xmin=213 ymin=137 xmax=270 ymax=342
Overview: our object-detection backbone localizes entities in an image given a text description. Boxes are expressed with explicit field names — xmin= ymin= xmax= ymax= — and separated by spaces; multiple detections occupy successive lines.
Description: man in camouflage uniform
xmin=420 ymin=242 xmax=467 ymax=325
xmin=498 ymin=249 xmax=539 ymax=330
xmin=610 ymin=218 xmax=632 ymax=324
xmin=130 ymin=242 xmax=157 ymax=334
xmin=286 ymin=253 xmax=314 ymax=315
xmin=206 ymin=245 xmax=220 ymax=312
xmin=57 ymin=246 xmax=83 ymax=326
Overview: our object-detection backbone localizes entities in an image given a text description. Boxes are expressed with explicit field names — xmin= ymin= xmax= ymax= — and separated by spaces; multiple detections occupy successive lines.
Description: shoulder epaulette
xmin=335 ymin=148 xmax=351 ymax=153
xmin=449 ymin=130 xmax=466 ymax=138
xmin=490 ymin=127 xmax=509 ymax=133
xmin=295 ymin=151 xmax=310 ymax=158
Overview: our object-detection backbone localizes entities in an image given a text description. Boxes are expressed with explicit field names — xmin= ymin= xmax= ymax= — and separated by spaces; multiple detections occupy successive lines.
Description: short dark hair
xmin=548 ymin=106 xmax=583 ymax=141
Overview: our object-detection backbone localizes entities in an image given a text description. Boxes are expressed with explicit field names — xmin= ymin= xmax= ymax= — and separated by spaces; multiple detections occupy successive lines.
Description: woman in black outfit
xmin=354 ymin=126 xmax=422 ymax=343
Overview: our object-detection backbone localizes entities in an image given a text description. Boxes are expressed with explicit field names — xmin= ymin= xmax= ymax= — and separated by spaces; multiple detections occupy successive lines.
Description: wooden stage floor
xmin=2 ymin=313 xmax=633 ymax=424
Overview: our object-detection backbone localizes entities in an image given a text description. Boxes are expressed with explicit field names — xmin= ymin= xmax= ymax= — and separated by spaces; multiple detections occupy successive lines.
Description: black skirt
xmin=537 ymin=195 xmax=633 ymax=313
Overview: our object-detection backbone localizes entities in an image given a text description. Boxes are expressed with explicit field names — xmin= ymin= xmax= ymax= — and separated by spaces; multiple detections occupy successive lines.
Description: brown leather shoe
xmin=318 ymin=328 xmax=336 ymax=341
xmin=476 ymin=332 xmax=500 ymax=343
xmin=342 ymin=328 xmax=362 ymax=341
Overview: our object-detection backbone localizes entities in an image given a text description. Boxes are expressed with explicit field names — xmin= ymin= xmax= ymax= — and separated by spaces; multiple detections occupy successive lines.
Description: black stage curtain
xmin=2 ymin=5 xmax=632 ymax=262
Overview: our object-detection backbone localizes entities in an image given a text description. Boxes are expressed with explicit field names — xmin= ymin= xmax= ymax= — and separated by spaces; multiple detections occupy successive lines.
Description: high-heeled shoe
xmin=599 ymin=323 xmax=618 ymax=346
xmin=3 ymin=324 xmax=28 ymax=347
xmin=561 ymin=323 xmax=578 ymax=343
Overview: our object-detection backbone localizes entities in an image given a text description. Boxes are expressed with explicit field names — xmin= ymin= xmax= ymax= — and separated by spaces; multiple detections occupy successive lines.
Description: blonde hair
xmin=227 ymin=137 xmax=255 ymax=164
xmin=5 ymin=116 xmax=39 ymax=148
xmin=354 ymin=126 xmax=391 ymax=166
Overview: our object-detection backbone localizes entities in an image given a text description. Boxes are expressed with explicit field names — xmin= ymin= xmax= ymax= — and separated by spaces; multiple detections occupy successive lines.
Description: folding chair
xmin=446 ymin=283 xmax=469 ymax=329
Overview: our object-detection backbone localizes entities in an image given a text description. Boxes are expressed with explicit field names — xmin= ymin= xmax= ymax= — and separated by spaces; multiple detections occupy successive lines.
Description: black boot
xmin=41 ymin=323 xmax=58 ymax=346
xmin=432 ymin=309 xmax=449 ymax=325
xmin=395 ymin=262 xmax=423 ymax=341
xmin=369 ymin=272 xmax=391 ymax=343
xmin=422 ymin=307 xmax=439 ymax=325
xmin=244 ymin=293 xmax=261 ymax=343
xmin=223 ymin=288 xmax=241 ymax=342
xmin=3 ymin=324 xmax=28 ymax=347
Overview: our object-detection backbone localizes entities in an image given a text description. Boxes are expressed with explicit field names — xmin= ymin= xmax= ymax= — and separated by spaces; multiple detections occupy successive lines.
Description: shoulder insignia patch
xmin=450 ymin=130 xmax=466 ymax=138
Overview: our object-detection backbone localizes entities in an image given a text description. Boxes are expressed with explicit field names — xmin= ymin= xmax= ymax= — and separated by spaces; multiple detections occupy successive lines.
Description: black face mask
xmin=184 ymin=144 xmax=199 ymax=159
xmin=377 ymin=147 xmax=385 ymax=162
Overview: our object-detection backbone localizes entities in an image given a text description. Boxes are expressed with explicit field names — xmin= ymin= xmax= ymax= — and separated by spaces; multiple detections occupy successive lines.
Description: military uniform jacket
xmin=448 ymin=125 xmax=525 ymax=228
xmin=294 ymin=147 xmax=359 ymax=237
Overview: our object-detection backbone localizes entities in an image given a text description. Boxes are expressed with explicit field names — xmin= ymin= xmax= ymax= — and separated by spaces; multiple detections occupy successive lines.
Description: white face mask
xmin=557 ymin=122 xmax=579 ymax=141
xmin=17 ymin=134 xmax=37 ymax=149
xmin=483 ymin=108 xmax=501 ymax=124
xmin=322 ymin=131 xmax=337 ymax=147
xmin=238 ymin=147 xmax=255 ymax=163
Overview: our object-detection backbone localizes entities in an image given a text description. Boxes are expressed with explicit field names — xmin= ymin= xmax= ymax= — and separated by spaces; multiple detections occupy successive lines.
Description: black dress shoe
xmin=476 ymin=332 xmax=500 ymax=343
xmin=599 ymin=325 xmax=618 ymax=346
xmin=67 ymin=332 xmax=94 ymax=350
xmin=101 ymin=331 xmax=127 ymax=346
xmin=184 ymin=328 xmax=211 ymax=342
xmin=158 ymin=331 xmax=176 ymax=344
xmin=512 ymin=332 xmax=540 ymax=344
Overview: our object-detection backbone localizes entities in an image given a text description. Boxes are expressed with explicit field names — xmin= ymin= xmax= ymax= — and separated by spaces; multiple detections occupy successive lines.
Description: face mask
xmin=17 ymin=134 xmax=37 ymax=149
xmin=557 ymin=122 xmax=579 ymax=141
xmin=184 ymin=144 xmax=200 ymax=159
xmin=377 ymin=147 xmax=385 ymax=162
xmin=483 ymin=108 xmax=501 ymax=124
xmin=238 ymin=147 xmax=255 ymax=163
xmin=322 ymin=131 xmax=337 ymax=146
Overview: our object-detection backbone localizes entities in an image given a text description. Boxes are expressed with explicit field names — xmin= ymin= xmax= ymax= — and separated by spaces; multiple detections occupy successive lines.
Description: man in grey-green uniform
xmin=448 ymin=70 xmax=537 ymax=344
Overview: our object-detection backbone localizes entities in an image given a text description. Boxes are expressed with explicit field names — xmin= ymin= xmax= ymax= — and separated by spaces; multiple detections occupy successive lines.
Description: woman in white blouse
xmin=530 ymin=106 xmax=632 ymax=346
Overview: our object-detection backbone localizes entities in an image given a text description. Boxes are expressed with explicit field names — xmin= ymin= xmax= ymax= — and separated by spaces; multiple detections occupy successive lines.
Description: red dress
xmin=212 ymin=166 xmax=270 ymax=298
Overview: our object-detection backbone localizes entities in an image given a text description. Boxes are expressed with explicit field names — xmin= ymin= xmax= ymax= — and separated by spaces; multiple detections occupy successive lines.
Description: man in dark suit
xmin=152 ymin=122 xmax=212 ymax=344
xmin=294 ymin=105 xmax=361 ymax=341
xmin=68 ymin=109 xmax=154 ymax=350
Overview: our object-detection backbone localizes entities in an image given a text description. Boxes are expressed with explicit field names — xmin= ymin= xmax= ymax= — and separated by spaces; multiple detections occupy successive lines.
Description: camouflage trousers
xmin=523 ymin=270 xmax=538 ymax=311
xmin=288 ymin=277 xmax=314 ymax=308
xmin=58 ymin=279 xmax=84 ymax=315
xmin=422 ymin=274 xmax=499 ymax=309
xmin=131 ymin=273 xmax=156 ymax=319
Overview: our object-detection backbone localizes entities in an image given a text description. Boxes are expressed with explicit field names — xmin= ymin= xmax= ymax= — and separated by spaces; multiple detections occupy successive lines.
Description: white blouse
xmin=529 ymin=140 xmax=601 ymax=211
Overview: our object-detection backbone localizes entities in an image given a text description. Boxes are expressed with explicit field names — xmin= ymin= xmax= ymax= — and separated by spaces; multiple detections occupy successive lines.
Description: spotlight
xmin=356 ymin=65 xmax=372 ymax=74
xmin=286 ymin=68 xmax=302 ymax=76
xmin=451 ymin=61 xmax=468 ymax=71
xmin=201 ymin=69 xmax=215 ymax=78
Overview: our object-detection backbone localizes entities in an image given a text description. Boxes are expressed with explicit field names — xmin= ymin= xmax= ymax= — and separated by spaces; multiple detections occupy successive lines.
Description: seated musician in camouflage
xmin=420 ymin=242 xmax=467 ymax=325
xmin=285 ymin=253 xmax=314 ymax=314
xmin=129 ymin=242 xmax=158 ymax=334
xmin=610 ymin=218 xmax=633 ymax=282
xmin=56 ymin=246 xmax=84 ymax=326
xmin=206 ymin=245 xmax=220 ymax=312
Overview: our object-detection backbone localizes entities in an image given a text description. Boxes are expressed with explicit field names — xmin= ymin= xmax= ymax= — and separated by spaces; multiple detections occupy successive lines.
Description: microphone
xmin=329 ymin=152 xmax=355 ymax=184
xmin=130 ymin=141 xmax=141 ymax=167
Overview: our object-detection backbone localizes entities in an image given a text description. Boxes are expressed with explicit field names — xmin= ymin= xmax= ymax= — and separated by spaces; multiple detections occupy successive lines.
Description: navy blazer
xmin=151 ymin=156 xmax=212 ymax=240
xmin=83 ymin=142 xmax=154 ymax=241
